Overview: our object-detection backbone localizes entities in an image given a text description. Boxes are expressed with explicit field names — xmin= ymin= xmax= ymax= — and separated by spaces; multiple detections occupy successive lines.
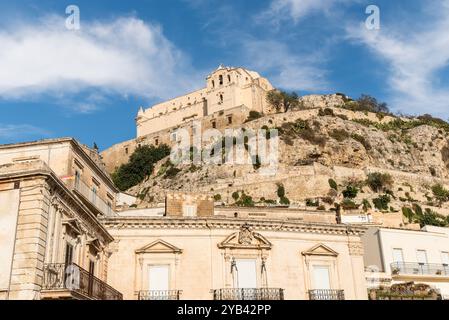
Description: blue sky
xmin=1 ymin=0 xmax=449 ymax=149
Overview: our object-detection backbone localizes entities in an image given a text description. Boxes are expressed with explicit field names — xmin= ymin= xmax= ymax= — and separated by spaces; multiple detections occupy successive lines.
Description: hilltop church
xmin=102 ymin=66 xmax=275 ymax=172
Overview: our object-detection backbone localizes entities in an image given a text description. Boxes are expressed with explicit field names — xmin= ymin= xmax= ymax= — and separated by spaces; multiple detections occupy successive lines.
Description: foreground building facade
xmin=0 ymin=139 xmax=122 ymax=300
xmin=104 ymin=194 xmax=368 ymax=300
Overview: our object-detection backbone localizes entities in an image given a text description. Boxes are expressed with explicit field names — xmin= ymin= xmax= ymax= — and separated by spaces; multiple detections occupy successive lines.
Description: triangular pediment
xmin=62 ymin=218 xmax=82 ymax=236
xmin=136 ymin=239 xmax=182 ymax=254
xmin=218 ymin=223 xmax=272 ymax=250
xmin=86 ymin=237 xmax=103 ymax=253
xmin=302 ymin=244 xmax=338 ymax=257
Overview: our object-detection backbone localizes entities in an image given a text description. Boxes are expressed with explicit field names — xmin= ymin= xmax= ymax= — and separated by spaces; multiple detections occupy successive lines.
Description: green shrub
xmin=318 ymin=108 xmax=334 ymax=116
xmin=317 ymin=205 xmax=326 ymax=211
xmin=112 ymin=144 xmax=170 ymax=191
xmin=246 ymin=110 xmax=262 ymax=122
xmin=373 ymin=194 xmax=391 ymax=211
xmin=276 ymin=183 xmax=286 ymax=198
xmin=329 ymin=129 xmax=350 ymax=142
xmin=232 ymin=191 xmax=240 ymax=201
xmin=366 ymin=172 xmax=393 ymax=192
xmin=431 ymin=184 xmax=449 ymax=204
xmin=328 ymin=179 xmax=338 ymax=190
xmin=341 ymin=199 xmax=359 ymax=210
xmin=164 ymin=167 xmax=181 ymax=178
xmin=342 ymin=185 xmax=359 ymax=199
xmin=280 ymin=196 xmax=290 ymax=205
xmin=213 ymin=194 xmax=222 ymax=201
xmin=362 ymin=199 xmax=372 ymax=212
xmin=351 ymin=133 xmax=372 ymax=150
xmin=236 ymin=193 xmax=255 ymax=207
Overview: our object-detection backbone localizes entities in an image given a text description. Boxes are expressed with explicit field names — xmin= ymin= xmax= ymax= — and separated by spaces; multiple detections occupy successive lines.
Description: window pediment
xmin=87 ymin=237 xmax=103 ymax=253
xmin=218 ymin=223 xmax=272 ymax=250
xmin=302 ymin=244 xmax=339 ymax=257
xmin=135 ymin=239 xmax=182 ymax=254
xmin=62 ymin=218 xmax=83 ymax=236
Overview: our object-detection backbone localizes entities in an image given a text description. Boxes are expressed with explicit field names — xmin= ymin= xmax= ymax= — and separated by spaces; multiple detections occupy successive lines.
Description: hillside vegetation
xmin=113 ymin=93 xmax=449 ymax=227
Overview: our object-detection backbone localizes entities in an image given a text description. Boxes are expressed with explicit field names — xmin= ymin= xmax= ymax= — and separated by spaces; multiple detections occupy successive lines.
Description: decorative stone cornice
xmin=102 ymin=217 xmax=367 ymax=236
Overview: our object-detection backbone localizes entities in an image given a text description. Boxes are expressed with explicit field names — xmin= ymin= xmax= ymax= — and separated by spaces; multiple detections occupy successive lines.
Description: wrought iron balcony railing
xmin=43 ymin=263 xmax=123 ymax=300
xmin=308 ymin=289 xmax=345 ymax=300
xmin=138 ymin=290 xmax=182 ymax=300
xmin=213 ymin=288 xmax=284 ymax=300
xmin=390 ymin=262 xmax=449 ymax=276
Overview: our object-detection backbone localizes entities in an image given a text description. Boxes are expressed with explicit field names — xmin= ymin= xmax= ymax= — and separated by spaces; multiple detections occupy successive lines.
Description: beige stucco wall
xmin=0 ymin=188 xmax=20 ymax=299
xmin=105 ymin=218 xmax=367 ymax=300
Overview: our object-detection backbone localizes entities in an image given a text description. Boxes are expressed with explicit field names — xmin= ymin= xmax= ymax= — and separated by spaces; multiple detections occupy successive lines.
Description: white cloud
xmin=0 ymin=16 xmax=202 ymax=111
xmin=242 ymin=39 xmax=328 ymax=91
xmin=0 ymin=124 xmax=50 ymax=140
xmin=259 ymin=0 xmax=353 ymax=24
xmin=346 ymin=3 xmax=449 ymax=117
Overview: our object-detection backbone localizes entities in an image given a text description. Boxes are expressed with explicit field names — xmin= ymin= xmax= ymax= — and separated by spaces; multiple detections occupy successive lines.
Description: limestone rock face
xmin=119 ymin=95 xmax=449 ymax=220
xmin=299 ymin=94 xmax=346 ymax=109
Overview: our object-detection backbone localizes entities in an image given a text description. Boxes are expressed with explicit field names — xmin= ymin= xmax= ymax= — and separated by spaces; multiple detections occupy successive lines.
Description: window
xmin=183 ymin=205 xmax=197 ymax=217
xmin=442 ymin=252 xmax=449 ymax=273
xmin=107 ymin=201 xmax=112 ymax=215
xmin=149 ymin=265 xmax=170 ymax=291
xmin=227 ymin=115 xmax=232 ymax=124
xmin=442 ymin=252 xmax=449 ymax=266
xmin=227 ymin=75 xmax=231 ymax=83
xmin=65 ymin=243 xmax=74 ymax=266
xmin=312 ymin=266 xmax=331 ymax=290
xmin=392 ymin=248 xmax=404 ymax=263
xmin=92 ymin=186 xmax=97 ymax=205
xmin=211 ymin=121 xmax=216 ymax=129
xmin=219 ymin=75 xmax=223 ymax=85
xmin=125 ymin=147 xmax=129 ymax=155
xmin=75 ymin=170 xmax=81 ymax=189
xmin=219 ymin=94 xmax=224 ymax=103
xmin=416 ymin=250 xmax=428 ymax=265
xmin=170 ymin=132 xmax=177 ymax=141
xmin=155 ymin=138 xmax=159 ymax=146
xmin=235 ymin=259 xmax=257 ymax=288
xmin=212 ymin=80 xmax=215 ymax=88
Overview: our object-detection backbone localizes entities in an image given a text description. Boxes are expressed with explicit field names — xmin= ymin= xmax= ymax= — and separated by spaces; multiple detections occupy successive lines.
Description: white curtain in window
xmin=236 ymin=259 xmax=257 ymax=288
xmin=312 ymin=266 xmax=331 ymax=290
xmin=149 ymin=265 xmax=169 ymax=291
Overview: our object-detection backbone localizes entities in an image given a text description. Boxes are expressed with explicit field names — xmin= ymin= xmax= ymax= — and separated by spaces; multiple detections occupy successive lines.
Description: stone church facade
xmin=101 ymin=66 xmax=274 ymax=173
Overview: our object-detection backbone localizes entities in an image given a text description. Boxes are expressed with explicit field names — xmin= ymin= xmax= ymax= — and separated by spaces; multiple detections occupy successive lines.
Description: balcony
xmin=308 ymin=289 xmax=345 ymax=300
xmin=212 ymin=288 xmax=284 ymax=300
xmin=42 ymin=263 xmax=122 ymax=300
xmin=70 ymin=178 xmax=114 ymax=217
xmin=391 ymin=262 xmax=449 ymax=277
xmin=138 ymin=290 xmax=182 ymax=300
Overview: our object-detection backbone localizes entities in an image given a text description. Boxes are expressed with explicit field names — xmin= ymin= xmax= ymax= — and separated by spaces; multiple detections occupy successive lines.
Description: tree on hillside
xmin=266 ymin=90 xmax=300 ymax=113
xmin=112 ymin=144 xmax=171 ymax=191
xmin=356 ymin=94 xmax=389 ymax=113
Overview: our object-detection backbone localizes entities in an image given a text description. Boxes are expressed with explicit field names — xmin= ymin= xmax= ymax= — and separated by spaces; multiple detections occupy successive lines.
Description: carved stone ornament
xmin=218 ymin=223 xmax=272 ymax=250
xmin=238 ymin=223 xmax=254 ymax=245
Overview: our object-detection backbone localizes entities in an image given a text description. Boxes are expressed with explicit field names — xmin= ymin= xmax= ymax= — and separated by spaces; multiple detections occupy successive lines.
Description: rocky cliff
xmin=107 ymin=94 xmax=449 ymax=225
